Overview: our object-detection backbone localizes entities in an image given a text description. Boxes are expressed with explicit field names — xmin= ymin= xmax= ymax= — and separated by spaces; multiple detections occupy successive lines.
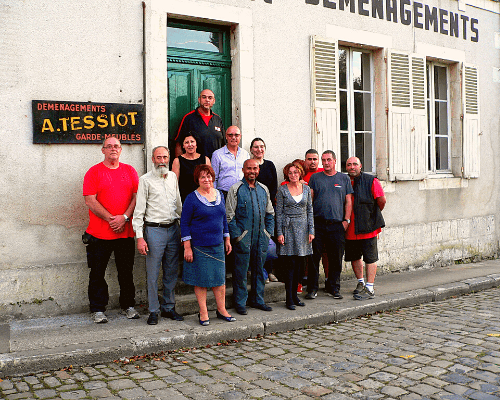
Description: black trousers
xmin=309 ymin=221 xmax=345 ymax=293
xmin=282 ymin=255 xmax=305 ymax=306
xmin=86 ymin=237 xmax=136 ymax=312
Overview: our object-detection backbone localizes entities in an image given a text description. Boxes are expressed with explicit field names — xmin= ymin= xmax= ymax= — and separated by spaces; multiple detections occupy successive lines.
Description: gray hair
xmin=152 ymin=146 xmax=169 ymax=157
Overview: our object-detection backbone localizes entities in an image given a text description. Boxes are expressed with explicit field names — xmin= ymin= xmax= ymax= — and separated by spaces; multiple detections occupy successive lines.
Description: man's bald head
xmin=198 ymin=89 xmax=215 ymax=113
xmin=346 ymin=157 xmax=362 ymax=177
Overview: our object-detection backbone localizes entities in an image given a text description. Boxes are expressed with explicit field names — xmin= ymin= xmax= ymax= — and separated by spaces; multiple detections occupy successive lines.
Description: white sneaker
xmin=123 ymin=307 xmax=140 ymax=319
xmin=93 ymin=312 xmax=108 ymax=324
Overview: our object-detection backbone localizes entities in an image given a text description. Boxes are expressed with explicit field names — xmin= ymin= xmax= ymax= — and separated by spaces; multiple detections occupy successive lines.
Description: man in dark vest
xmin=345 ymin=157 xmax=386 ymax=300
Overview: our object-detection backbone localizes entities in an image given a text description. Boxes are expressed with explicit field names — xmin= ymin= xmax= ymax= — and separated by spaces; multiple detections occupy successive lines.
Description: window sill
xmin=380 ymin=180 xmax=396 ymax=193
xmin=419 ymin=176 xmax=468 ymax=190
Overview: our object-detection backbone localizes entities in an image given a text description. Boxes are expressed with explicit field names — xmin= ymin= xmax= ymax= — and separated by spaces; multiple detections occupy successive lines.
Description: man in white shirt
xmin=211 ymin=126 xmax=250 ymax=199
xmin=133 ymin=146 xmax=183 ymax=325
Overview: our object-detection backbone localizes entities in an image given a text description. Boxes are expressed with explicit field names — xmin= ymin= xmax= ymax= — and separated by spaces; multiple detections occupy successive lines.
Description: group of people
xmin=82 ymin=88 xmax=386 ymax=326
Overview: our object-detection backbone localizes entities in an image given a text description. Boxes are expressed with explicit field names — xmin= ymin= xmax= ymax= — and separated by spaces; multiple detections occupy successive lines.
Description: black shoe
xmin=295 ymin=301 xmax=306 ymax=307
xmin=198 ymin=314 xmax=210 ymax=326
xmin=249 ymin=303 xmax=273 ymax=311
xmin=147 ymin=312 xmax=158 ymax=325
xmin=332 ymin=290 xmax=343 ymax=299
xmin=161 ymin=309 xmax=184 ymax=321
xmin=305 ymin=290 xmax=317 ymax=299
xmin=286 ymin=304 xmax=296 ymax=310
xmin=235 ymin=307 xmax=248 ymax=315
xmin=216 ymin=310 xmax=236 ymax=322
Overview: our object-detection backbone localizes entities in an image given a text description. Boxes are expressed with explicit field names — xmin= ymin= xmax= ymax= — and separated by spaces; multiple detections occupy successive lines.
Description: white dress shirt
xmin=132 ymin=169 xmax=182 ymax=239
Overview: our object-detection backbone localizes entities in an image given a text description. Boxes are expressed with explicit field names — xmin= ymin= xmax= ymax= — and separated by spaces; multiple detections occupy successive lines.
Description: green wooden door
xmin=167 ymin=21 xmax=232 ymax=154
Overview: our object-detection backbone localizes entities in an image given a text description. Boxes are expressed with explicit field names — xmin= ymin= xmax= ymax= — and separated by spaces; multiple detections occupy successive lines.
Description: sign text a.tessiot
xmin=32 ymin=100 xmax=144 ymax=144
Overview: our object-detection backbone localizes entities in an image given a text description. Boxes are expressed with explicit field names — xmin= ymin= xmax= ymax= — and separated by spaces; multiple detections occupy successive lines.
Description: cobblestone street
xmin=1 ymin=288 xmax=500 ymax=400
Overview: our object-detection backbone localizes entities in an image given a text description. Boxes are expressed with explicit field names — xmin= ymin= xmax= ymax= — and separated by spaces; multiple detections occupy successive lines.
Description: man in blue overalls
xmin=226 ymin=159 xmax=275 ymax=315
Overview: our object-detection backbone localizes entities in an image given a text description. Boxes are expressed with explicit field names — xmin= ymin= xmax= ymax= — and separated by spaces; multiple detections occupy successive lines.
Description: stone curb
xmin=1 ymin=275 xmax=499 ymax=377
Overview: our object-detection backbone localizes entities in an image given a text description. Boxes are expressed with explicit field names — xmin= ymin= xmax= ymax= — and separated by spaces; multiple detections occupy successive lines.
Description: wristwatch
xmin=343 ymin=218 xmax=351 ymax=224
xmin=123 ymin=214 xmax=130 ymax=222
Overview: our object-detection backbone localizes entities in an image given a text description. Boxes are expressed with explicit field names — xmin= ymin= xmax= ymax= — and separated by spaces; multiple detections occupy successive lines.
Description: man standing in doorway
xmin=345 ymin=157 xmax=386 ymax=300
xmin=83 ymin=137 xmax=140 ymax=323
xmin=226 ymin=159 xmax=275 ymax=315
xmin=307 ymin=150 xmax=353 ymax=300
xmin=133 ymin=146 xmax=184 ymax=325
xmin=211 ymin=126 xmax=250 ymax=199
xmin=175 ymin=89 xmax=225 ymax=160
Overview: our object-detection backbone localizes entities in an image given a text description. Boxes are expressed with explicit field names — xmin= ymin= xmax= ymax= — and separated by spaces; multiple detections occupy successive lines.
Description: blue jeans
xmin=144 ymin=224 xmax=180 ymax=313
xmin=233 ymin=240 xmax=267 ymax=309
xmin=86 ymin=237 xmax=136 ymax=312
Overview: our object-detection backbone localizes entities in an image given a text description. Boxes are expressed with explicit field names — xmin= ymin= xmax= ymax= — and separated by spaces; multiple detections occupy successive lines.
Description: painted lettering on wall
xmin=304 ymin=0 xmax=478 ymax=42
xmin=32 ymin=100 xmax=144 ymax=144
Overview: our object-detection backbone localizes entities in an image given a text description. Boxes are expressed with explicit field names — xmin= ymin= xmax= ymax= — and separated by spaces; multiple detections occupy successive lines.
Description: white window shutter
xmin=310 ymin=36 xmax=340 ymax=158
xmin=411 ymin=54 xmax=428 ymax=177
xmin=462 ymin=63 xmax=480 ymax=178
xmin=387 ymin=50 xmax=427 ymax=181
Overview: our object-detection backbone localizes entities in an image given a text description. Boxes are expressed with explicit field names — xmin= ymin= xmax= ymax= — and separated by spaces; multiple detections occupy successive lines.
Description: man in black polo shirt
xmin=174 ymin=89 xmax=225 ymax=160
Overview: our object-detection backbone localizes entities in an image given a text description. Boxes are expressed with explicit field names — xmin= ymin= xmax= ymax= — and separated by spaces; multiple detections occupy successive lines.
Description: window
xmin=427 ymin=63 xmax=451 ymax=172
xmin=312 ymin=38 xmax=480 ymax=181
xmin=167 ymin=20 xmax=231 ymax=64
xmin=167 ymin=27 xmax=224 ymax=54
xmin=339 ymin=48 xmax=374 ymax=173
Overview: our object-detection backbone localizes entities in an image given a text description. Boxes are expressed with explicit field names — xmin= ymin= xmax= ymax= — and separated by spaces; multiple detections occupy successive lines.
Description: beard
xmin=154 ymin=164 xmax=169 ymax=175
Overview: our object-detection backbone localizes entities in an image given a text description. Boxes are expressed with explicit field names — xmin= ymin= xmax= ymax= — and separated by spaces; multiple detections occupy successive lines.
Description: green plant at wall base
xmin=9 ymin=297 xmax=55 ymax=307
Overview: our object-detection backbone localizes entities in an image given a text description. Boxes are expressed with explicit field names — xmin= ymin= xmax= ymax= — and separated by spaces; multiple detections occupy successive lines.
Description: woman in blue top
xmin=181 ymin=164 xmax=235 ymax=325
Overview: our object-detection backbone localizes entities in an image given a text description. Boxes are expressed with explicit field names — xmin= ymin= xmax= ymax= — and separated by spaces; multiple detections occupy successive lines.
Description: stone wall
xmin=377 ymin=215 xmax=497 ymax=272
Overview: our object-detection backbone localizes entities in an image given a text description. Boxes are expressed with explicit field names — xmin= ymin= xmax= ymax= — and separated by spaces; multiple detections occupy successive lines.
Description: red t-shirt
xmin=200 ymin=113 xmax=212 ymax=126
xmin=83 ymin=162 xmax=139 ymax=240
xmin=303 ymin=168 xmax=324 ymax=184
xmin=346 ymin=177 xmax=385 ymax=240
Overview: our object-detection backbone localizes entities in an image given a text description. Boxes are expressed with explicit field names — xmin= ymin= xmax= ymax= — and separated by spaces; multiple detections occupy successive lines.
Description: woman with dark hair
xmin=250 ymin=137 xmax=279 ymax=282
xmin=181 ymin=164 xmax=235 ymax=325
xmin=276 ymin=162 xmax=314 ymax=310
xmin=250 ymin=137 xmax=278 ymax=206
xmin=172 ymin=132 xmax=211 ymax=202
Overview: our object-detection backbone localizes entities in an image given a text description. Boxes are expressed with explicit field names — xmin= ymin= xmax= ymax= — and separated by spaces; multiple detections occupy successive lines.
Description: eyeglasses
xmin=103 ymin=145 xmax=121 ymax=150
xmin=227 ymin=134 xmax=241 ymax=138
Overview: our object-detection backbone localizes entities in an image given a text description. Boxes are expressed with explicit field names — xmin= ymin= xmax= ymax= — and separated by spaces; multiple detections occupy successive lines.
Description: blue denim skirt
xmin=183 ymin=243 xmax=226 ymax=288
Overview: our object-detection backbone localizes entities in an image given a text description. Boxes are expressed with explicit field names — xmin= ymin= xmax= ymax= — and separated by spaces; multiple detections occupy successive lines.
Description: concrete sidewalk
xmin=1 ymin=259 xmax=499 ymax=377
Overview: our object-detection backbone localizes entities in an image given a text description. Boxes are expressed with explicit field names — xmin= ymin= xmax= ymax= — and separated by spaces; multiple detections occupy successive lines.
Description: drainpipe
xmin=142 ymin=1 xmax=147 ymax=172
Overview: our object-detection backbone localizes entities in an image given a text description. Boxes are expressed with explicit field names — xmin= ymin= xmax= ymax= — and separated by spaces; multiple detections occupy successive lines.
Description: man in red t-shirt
xmin=303 ymin=149 xmax=324 ymax=184
xmin=345 ymin=157 xmax=386 ymax=300
xmin=83 ymin=137 xmax=139 ymax=323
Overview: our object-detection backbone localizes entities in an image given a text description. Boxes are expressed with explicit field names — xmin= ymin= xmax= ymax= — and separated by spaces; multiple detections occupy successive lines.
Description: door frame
xmin=146 ymin=1 xmax=255 ymax=170
xmin=167 ymin=19 xmax=232 ymax=149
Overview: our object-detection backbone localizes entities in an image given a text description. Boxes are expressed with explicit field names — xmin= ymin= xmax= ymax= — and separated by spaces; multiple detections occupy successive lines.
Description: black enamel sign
xmin=32 ymin=100 xmax=144 ymax=144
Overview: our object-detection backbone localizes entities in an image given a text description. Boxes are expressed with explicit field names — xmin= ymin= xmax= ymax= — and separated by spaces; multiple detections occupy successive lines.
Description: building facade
xmin=0 ymin=0 xmax=498 ymax=318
